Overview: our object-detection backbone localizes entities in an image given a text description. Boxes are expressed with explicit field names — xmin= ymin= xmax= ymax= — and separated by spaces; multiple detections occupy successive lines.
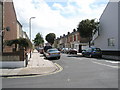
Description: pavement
xmin=0 ymin=50 xmax=59 ymax=78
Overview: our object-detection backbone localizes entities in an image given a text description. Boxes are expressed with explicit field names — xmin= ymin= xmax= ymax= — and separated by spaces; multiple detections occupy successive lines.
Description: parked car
xmin=68 ymin=48 xmax=77 ymax=54
xmin=44 ymin=48 xmax=61 ymax=59
xmin=36 ymin=47 xmax=43 ymax=53
xmin=39 ymin=48 xmax=44 ymax=54
xmin=36 ymin=47 xmax=40 ymax=52
xmin=81 ymin=49 xmax=86 ymax=56
xmin=61 ymin=48 xmax=69 ymax=53
xmin=43 ymin=46 xmax=52 ymax=52
xmin=57 ymin=48 xmax=61 ymax=51
xmin=82 ymin=47 xmax=102 ymax=58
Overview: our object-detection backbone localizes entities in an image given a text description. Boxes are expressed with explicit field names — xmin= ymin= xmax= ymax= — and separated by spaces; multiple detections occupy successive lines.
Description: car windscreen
xmin=49 ymin=49 xmax=58 ymax=52
xmin=93 ymin=48 xmax=101 ymax=51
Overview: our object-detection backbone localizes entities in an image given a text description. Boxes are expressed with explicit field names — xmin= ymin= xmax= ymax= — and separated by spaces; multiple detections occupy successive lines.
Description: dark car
xmin=43 ymin=46 xmax=52 ymax=56
xmin=82 ymin=47 xmax=102 ymax=58
xmin=43 ymin=46 xmax=52 ymax=52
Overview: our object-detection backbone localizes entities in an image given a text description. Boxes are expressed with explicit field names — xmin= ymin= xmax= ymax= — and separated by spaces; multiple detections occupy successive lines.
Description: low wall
xmin=1 ymin=49 xmax=28 ymax=68
xmin=2 ymin=56 xmax=19 ymax=61
xmin=102 ymin=55 xmax=120 ymax=61
xmin=2 ymin=50 xmax=25 ymax=61
xmin=0 ymin=60 xmax=26 ymax=68
xmin=102 ymin=50 xmax=120 ymax=56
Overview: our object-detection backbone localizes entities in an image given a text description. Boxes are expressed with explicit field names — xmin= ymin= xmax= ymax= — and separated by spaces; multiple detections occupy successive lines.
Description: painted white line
xmin=105 ymin=60 xmax=120 ymax=64
xmin=92 ymin=61 xmax=119 ymax=69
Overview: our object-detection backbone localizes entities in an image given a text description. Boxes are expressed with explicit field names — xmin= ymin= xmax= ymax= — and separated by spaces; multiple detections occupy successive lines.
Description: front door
xmin=79 ymin=45 xmax=82 ymax=53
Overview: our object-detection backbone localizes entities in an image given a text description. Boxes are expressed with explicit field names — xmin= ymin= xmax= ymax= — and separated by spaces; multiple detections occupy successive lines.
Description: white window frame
xmin=108 ymin=38 xmax=115 ymax=46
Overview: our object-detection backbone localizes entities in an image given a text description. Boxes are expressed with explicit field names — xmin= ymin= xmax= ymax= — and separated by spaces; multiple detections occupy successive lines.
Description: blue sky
xmin=13 ymin=0 xmax=109 ymax=42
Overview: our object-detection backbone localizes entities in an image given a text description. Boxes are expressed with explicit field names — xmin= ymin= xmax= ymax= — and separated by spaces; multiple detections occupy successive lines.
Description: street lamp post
xmin=94 ymin=18 xmax=100 ymax=35
xmin=29 ymin=17 xmax=35 ymax=58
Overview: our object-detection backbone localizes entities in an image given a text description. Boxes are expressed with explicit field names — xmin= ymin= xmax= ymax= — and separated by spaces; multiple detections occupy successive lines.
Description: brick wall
xmin=3 ymin=2 xmax=18 ymax=52
xmin=2 ymin=49 xmax=26 ymax=61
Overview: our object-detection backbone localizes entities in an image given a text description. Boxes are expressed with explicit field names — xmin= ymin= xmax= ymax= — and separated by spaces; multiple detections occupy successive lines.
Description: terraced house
xmin=54 ymin=29 xmax=89 ymax=53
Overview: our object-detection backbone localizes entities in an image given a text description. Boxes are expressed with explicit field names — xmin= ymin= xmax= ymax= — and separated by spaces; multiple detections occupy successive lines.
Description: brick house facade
xmin=54 ymin=29 xmax=86 ymax=52
xmin=3 ymin=1 xmax=20 ymax=52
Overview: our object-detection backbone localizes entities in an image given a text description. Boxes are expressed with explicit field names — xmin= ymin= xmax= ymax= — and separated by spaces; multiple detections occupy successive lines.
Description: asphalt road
xmin=2 ymin=54 xmax=119 ymax=88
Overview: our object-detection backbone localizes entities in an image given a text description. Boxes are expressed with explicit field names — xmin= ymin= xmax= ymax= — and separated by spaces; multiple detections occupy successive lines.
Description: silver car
xmin=44 ymin=48 xmax=61 ymax=59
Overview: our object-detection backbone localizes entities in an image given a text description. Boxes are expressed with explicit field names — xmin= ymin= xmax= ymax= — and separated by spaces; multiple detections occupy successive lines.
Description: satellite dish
xmin=6 ymin=26 xmax=10 ymax=31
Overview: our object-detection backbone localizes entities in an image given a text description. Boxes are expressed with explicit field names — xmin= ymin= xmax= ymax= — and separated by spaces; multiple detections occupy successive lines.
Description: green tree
xmin=45 ymin=33 xmax=56 ymax=45
xmin=33 ymin=33 xmax=44 ymax=46
xmin=77 ymin=19 xmax=99 ymax=47
xmin=4 ymin=38 xmax=33 ymax=51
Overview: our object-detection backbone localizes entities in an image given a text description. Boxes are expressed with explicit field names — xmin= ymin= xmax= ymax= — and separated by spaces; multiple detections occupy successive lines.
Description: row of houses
xmin=0 ymin=1 xmax=30 ymax=67
xmin=53 ymin=29 xmax=89 ymax=53
xmin=54 ymin=0 xmax=120 ymax=57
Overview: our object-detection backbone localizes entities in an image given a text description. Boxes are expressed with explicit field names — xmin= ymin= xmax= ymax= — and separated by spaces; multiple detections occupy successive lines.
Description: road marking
xmin=92 ymin=61 xmax=119 ymax=69
xmin=105 ymin=60 xmax=120 ymax=64
xmin=51 ymin=63 xmax=63 ymax=74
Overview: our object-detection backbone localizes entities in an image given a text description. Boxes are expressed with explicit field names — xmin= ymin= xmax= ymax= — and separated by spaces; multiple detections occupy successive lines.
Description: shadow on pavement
xmin=43 ymin=57 xmax=60 ymax=61
xmin=67 ymin=54 xmax=83 ymax=58
xmin=0 ymin=74 xmax=39 ymax=78
xmin=0 ymin=67 xmax=21 ymax=69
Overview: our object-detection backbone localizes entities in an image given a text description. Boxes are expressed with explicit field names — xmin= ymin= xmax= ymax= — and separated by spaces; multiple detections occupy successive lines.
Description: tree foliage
xmin=4 ymin=38 xmax=33 ymax=49
xmin=77 ymin=19 xmax=99 ymax=47
xmin=33 ymin=33 xmax=44 ymax=46
xmin=45 ymin=33 xmax=56 ymax=45
xmin=77 ymin=19 xmax=99 ymax=38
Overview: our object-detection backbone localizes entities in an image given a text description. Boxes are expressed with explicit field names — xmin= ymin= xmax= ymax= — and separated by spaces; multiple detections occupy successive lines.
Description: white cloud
xmin=13 ymin=0 xmax=108 ymax=42
xmin=52 ymin=3 xmax=64 ymax=10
